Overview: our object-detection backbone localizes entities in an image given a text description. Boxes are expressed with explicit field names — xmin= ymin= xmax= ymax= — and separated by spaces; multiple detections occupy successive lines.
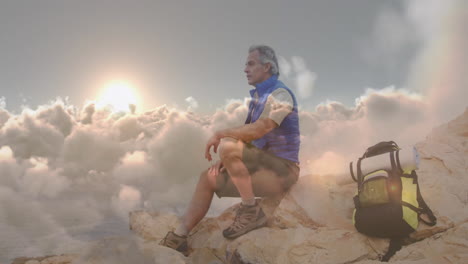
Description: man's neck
xmin=251 ymin=75 xmax=278 ymax=97
xmin=253 ymin=74 xmax=273 ymax=87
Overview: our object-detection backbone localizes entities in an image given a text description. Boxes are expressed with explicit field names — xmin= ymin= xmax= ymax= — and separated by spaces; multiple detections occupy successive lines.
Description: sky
xmin=0 ymin=0 xmax=445 ymax=114
xmin=0 ymin=0 xmax=467 ymax=262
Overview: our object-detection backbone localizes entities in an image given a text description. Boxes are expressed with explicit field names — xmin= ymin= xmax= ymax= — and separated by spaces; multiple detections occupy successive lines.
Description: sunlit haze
xmin=96 ymin=81 xmax=139 ymax=112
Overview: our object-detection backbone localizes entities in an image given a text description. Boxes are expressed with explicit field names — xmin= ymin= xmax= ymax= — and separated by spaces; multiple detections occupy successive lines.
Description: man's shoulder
xmin=271 ymin=87 xmax=291 ymax=95
xmin=270 ymin=88 xmax=293 ymax=104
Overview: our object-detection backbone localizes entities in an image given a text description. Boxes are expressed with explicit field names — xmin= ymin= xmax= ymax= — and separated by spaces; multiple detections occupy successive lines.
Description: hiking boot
xmin=223 ymin=201 xmax=268 ymax=239
xmin=159 ymin=231 xmax=189 ymax=256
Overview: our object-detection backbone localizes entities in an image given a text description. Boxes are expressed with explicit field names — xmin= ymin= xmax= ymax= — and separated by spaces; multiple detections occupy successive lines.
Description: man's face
xmin=244 ymin=50 xmax=271 ymax=86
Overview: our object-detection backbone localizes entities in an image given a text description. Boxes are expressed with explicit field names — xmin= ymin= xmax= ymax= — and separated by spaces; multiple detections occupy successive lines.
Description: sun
xmin=96 ymin=81 xmax=139 ymax=112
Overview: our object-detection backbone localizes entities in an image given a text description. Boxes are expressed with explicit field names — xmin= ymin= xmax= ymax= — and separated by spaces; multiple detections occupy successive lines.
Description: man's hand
xmin=205 ymin=133 xmax=221 ymax=161
xmin=208 ymin=160 xmax=225 ymax=177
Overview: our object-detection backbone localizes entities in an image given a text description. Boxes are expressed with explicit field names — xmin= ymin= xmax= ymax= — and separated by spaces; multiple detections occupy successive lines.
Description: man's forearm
xmin=215 ymin=119 xmax=276 ymax=143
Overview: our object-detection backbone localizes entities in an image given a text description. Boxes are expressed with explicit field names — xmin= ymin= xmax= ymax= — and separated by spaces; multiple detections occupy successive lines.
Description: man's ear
xmin=263 ymin=63 xmax=271 ymax=73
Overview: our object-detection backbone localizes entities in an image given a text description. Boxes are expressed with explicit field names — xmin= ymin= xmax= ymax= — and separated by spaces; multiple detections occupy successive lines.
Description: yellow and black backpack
xmin=350 ymin=141 xmax=437 ymax=262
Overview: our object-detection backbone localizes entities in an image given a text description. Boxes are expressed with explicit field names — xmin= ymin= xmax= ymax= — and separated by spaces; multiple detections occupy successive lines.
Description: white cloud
xmin=0 ymin=73 xmax=465 ymax=261
xmin=0 ymin=96 xmax=6 ymax=109
xmin=0 ymin=146 xmax=13 ymax=161
xmin=81 ymin=102 xmax=95 ymax=125
xmin=0 ymin=108 xmax=9 ymax=129
xmin=405 ymin=0 xmax=455 ymax=43
xmin=361 ymin=6 xmax=416 ymax=66
xmin=18 ymin=158 xmax=70 ymax=199
xmin=113 ymin=115 xmax=143 ymax=142
xmin=112 ymin=185 xmax=142 ymax=219
xmin=36 ymin=100 xmax=75 ymax=137
xmin=211 ymin=99 xmax=248 ymax=132
xmin=362 ymin=0 xmax=467 ymax=123
xmin=147 ymin=112 xmax=208 ymax=185
xmin=298 ymin=85 xmax=434 ymax=182
xmin=0 ymin=184 xmax=85 ymax=260
xmin=278 ymin=56 xmax=292 ymax=78
xmin=292 ymin=56 xmax=317 ymax=99
xmin=0 ymin=109 xmax=65 ymax=159
xmin=406 ymin=0 xmax=468 ymax=122
xmin=296 ymin=70 xmax=316 ymax=99
xmin=62 ymin=127 xmax=125 ymax=174
xmin=185 ymin=96 xmax=199 ymax=112
xmin=279 ymin=56 xmax=317 ymax=99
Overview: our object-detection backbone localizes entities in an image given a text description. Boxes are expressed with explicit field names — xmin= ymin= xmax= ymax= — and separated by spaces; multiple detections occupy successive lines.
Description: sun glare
xmin=97 ymin=81 xmax=139 ymax=112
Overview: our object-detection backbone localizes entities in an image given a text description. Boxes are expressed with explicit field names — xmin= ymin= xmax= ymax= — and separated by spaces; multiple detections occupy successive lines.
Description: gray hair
xmin=248 ymin=45 xmax=279 ymax=76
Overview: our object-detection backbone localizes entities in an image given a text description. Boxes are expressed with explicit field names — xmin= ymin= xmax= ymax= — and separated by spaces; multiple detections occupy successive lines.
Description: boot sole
xmin=223 ymin=216 xmax=268 ymax=239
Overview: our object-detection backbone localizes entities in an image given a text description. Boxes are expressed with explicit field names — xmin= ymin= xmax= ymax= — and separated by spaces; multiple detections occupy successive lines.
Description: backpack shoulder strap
xmin=380 ymin=237 xmax=403 ymax=262
xmin=411 ymin=171 xmax=437 ymax=226
xmin=363 ymin=141 xmax=399 ymax=158
xmin=357 ymin=157 xmax=365 ymax=189
xmin=350 ymin=161 xmax=357 ymax=182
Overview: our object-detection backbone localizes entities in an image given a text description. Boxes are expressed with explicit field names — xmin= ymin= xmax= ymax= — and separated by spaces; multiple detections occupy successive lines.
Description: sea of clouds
xmin=0 ymin=0 xmax=466 ymax=262
xmin=0 ymin=84 xmax=465 ymax=261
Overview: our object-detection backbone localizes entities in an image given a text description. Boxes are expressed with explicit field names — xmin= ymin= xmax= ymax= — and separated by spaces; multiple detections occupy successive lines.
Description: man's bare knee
xmin=199 ymin=169 xmax=217 ymax=191
xmin=218 ymin=137 xmax=244 ymax=161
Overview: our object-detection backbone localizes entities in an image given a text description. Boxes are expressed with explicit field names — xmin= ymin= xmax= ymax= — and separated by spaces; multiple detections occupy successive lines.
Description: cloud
xmin=298 ymin=84 xmax=435 ymax=182
xmin=0 ymin=98 xmax=248 ymax=261
xmin=278 ymin=56 xmax=292 ymax=78
xmin=36 ymin=100 xmax=75 ymax=137
xmin=0 ymin=74 xmax=465 ymax=261
xmin=279 ymin=56 xmax=317 ymax=99
xmin=363 ymin=0 xmax=467 ymax=123
xmin=111 ymin=185 xmax=142 ymax=220
xmin=0 ymin=96 xmax=6 ymax=109
xmin=0 ymin=145 xmax=13 ymax=161
xmin=0 ymin=108 xmax=10 ymax=129
xmin=360 ymin=5 xmax=417 ymax=67
xmin=406 ymin=0 xmax=468 ymax=123
xmin=62 ymin=127 xmax=125 ymax=174
xmin=0 ymin=109 xmax=65 ymax=159
xmin=147 ymin=111 xmax=208 ymax=186
xmin=80 ymin=102 xmax=95 ymax=125
xmin=0 ymin=188 xmax=85 ymax=259
xmin=292 ymin=56 xmax=317 ymax=99
xmin=211 ymin=99 xmax=248 ymax=132
xmin=185 ymin=96 xmax=199 ymax=112
xmin=113 ymin=115 xmax=143 ymax=142
xmin=356 ymin=86 xmax=426 ymax=125
xmin=360 ymin=0 xmax=457 ymax=67
xmin=405 ymin=0 xmax=456 ymax=43
xmin=18 ymin=158 xmax=71 ymax=199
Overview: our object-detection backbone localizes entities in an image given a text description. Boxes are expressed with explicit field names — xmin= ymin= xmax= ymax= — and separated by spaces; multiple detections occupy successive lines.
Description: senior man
xmin=160 ymin=45 xmax=301 ymax=256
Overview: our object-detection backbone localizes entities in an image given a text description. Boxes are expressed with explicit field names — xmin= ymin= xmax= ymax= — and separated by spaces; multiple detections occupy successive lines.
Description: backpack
xmin=349 ymin=141 xmax=437 ymax=262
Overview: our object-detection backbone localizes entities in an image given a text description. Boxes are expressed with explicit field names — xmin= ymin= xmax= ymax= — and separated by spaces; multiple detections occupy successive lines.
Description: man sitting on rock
xmin=160 ymin=45 xmax=301 ymax=256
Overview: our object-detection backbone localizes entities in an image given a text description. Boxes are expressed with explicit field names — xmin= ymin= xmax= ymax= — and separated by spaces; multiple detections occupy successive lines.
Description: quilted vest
xmin=245 ymin=75 xmax=300 ymax=163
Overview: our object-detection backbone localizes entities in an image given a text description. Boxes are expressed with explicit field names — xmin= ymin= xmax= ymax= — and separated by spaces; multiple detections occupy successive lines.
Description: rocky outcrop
xmin=129 ymin=109 xmax=468 ymax=263
xmin=11 ymin=254 xmax=77 ymax=264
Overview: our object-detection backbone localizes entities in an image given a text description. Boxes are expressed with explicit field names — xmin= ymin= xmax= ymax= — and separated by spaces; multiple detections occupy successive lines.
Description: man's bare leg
xmin=176 ymin=169 xmax=217 ymax=235
xmin=177 ymin=136 xmax=254 ymax=236
xmin=218 ymin=138 xmax=268 ymax=239
xmin=218 ymin=138 xmax=255 ymax=204
xmin=161 ymin=167 xmax=218 ymax=255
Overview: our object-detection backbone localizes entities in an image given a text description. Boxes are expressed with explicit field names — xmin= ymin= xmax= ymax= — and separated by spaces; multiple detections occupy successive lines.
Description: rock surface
xmin=128 ymin=109 xmax=468 ymax=264
xmin=11 ymin=254 xmax=77 ymax=264
xmin=14 ymin=109 xmax=468 ymax=263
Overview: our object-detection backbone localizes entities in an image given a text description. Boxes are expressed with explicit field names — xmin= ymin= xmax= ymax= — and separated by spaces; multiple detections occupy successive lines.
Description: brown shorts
xmin=215 ymin=143 xmax=300 ymax=198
